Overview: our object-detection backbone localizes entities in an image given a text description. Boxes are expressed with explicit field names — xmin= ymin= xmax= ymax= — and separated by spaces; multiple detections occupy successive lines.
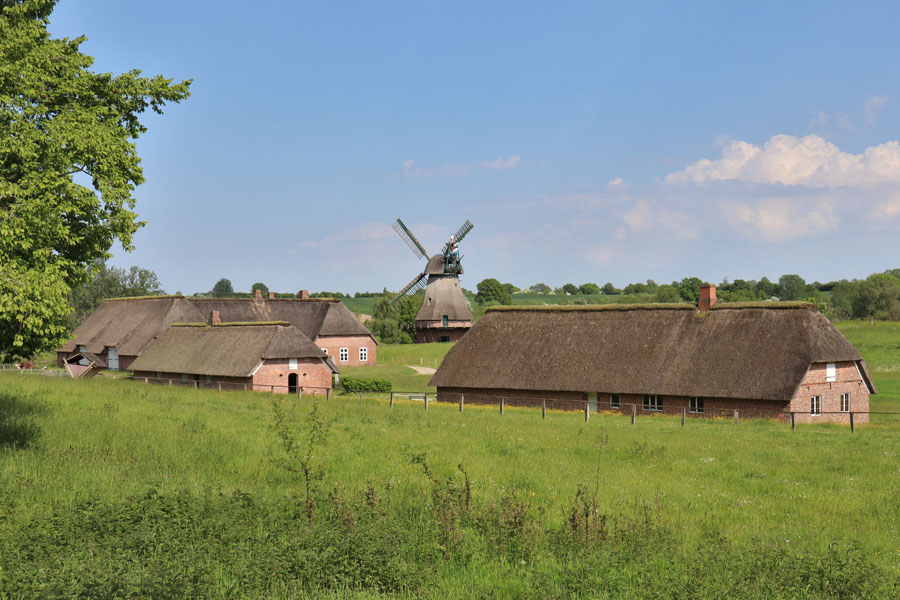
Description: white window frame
xmin=339 ymin=347 xmax=349 ymax=362
xmin=825 ymin=362 xmax=836 ymax=382
xmin=610 ymin=394 xmax=620 ymax=410
xmin=811 ymin=396 xmax=822 ymax=415
xmin=840 ymin=392 xmax=850 ymax=413
xmin=642 ymin=394 xmax=662 ymax=411
xmin=689 ymin=397 xmax=704 ymax=414
xmin=359 ymin=347 xmax=368 ymax=362
xmin=289 ymin=358 xmax=298 ymax=370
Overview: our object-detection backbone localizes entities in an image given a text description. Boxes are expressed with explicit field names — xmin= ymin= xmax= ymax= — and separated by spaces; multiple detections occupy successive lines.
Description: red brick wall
xmin=315 ymin=334 xmax=375 ymax=367
xmin=251 ymin=358 xmax=332 ymax=394
xmin=789 ymin=361 xmax=870 ymax=424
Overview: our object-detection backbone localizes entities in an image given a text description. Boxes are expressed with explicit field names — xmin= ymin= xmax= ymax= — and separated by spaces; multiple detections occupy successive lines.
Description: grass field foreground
xmin=1 ymin=372 xmax=899 ymax=597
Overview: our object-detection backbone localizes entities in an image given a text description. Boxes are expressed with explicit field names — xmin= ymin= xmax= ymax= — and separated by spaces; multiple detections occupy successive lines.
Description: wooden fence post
xmin=424 ymin=393 xmax=428 ymax=411
xmin=144 ymin=377 xmax=148 ymax=384
xmin=298 ymin=387 xmax=303 ymax=400
xmin=459 ymin=394 xmax=464 ymax=412
xmin=542 ymin=400 xmax=546 ymax=419
xmin=850 ymin=412 xmax=855 ymax=433
xmin=791 ymin=411 xmax=795 ymax=431
xmin=243 ymin=383 xmax=247 ymax=391
xmin=584 ymin=402 xmax=589 ymax=422
xmin=218 ymin=382 xmax=222 ymax=391
xmin=390 ymin=391 xmax=394 ymax=408
xmin=194 ymin=380 xmax=198 ymax=389
xmin=359 ymin=391 xmax=363 ymax=406
xmin=734 ymin=410 xmax=738 ymax=425
xmin=326 ymin=388 xmax=331 ymax=402
xmin=500 ymin=397 xmax=505 ymax=415
xmin=681 ymin=408 xmax=685 ymax=427
xmin=631 ymin=404 xmax=636 ymax=425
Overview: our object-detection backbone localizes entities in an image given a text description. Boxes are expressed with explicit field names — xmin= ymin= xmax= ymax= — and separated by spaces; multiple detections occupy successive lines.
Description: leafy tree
xmin=366 ymin=317 xmax=411 ymax=344
xmin=578 ymin=282 xmax=602 ymax=295
xmin=476 ymin=278 xmax=511 ymax=305
xmin=68 ymin=261 xmax=163 ymax=325
xmin=530 ymin=282 xmax=551 ymax=294
xmin=673 ymin=277 xmax=703 ymax=303
xmin=623 ymin=282 xmax=649 ymax=295
xmin=757 ymin=277 xmax=781 ymax=299
xmin=778 ymin=274 xmax=806 ymax=301
xmin=601 ymin=282 xmax=621 ymax=295
xmin=0 ymin=1 xmax=191 ymax=361
xmin=502 ymin=283 xmax=520 ymax=295
xmin=852 ymin=273 xmax=900 ymax=324
xmin=655 ymin=284 xmax=681 ymax=303
xmin=251 ymin=282 xmax=269 ymax=294
xmin=561 ymin=283 xmax=579 ymax=296
xmin=211 ymin=278 xmax=234 ymax=297
xmin=645 ymin=279 xmax=659 ymax=294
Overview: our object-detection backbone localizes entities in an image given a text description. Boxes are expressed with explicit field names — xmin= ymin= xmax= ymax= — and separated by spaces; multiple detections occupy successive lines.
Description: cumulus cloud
xmin=864 ymin=95 xmax=888 ymax=126
xmin=721 ymin=198 xmax=839 ymax=242
xmin=622 ymin=201 xmax=699 ymax=240
xmin=665 ymin=134 xmax=900 ymax=188
xmin=402 ymin=154 xmax=521 ymax=178
xmin=607 ymin=177 xmax=625 ymax=188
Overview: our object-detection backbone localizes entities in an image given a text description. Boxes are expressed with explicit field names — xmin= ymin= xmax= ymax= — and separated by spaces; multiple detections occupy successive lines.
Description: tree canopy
xmin=0 ymin=1 xmax=191 ymax=361
xmin=68 ymin=261 xmax=163 ymax=326
xmin=475 ymin=278 xmax=511 ymax=305
xmin=211 ymin=278 xmax=234 ymax=297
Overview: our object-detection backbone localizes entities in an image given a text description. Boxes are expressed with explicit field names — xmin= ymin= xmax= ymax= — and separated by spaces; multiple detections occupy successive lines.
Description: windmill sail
xmin=391 ymin=271 xmax=429 ymax=304
xmin=441 ymin=219 xmax=473 ymax=255
xmin=392 ymin=219 xmax=428 ymax=260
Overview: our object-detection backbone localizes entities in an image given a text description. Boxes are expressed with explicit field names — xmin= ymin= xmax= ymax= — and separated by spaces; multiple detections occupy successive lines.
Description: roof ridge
xmin=103 ymin=294 xmax=184 ymax=301
xmin=488 ymin=303 xmax=696 ymax=312
xmin=171 ymin=321 xmax=291 ymax=327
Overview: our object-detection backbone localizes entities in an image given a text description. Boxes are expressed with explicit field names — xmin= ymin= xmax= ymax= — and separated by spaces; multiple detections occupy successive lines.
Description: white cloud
xmin=864 ymin=95 xmax=888 ymax=126
xmin=302 ymin=221 xmax=394 ymax=248
xmin=622 ymin=201 xmax=699 ymax=240
xmin=401 ymin=154 xmax=521 ymax=178
xmin=479 ymin=155 xmax=521 ymax=170
xmin=870 ymin=196 xmax=900 ymax=220
xmin=607 ymin=177 xmax=625 ymax=188
xmin=666 ymin=134 xmax=900 ymax=188
xmin=585 ymin=245 xmax=615 ymax=266
xmin=721 ymin=198 xmax=839 ymax=242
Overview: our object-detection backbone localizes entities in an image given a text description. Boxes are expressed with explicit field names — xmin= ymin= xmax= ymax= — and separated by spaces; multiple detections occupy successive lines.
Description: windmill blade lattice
xmin=392 ymin=219 xmax=428 ymax=260
xmin=441 ymin=219 xmax=473 ymax=255
xmin=391 ymin=271 xmax=429 ymax=304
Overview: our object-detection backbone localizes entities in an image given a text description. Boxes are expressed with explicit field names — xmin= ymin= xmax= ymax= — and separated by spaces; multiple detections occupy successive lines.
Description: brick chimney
xmin=267 ymin=291 xmax=276 ymax=300
xmin=699 ymin=283 xmax=717 ymax=312
xmin=253 ymin=289 xmax=263 ymax=301
xmin=210 ymin=310 xmax=221 ymax=325
xmin=299 ymin=290 xmax=309 ymax=299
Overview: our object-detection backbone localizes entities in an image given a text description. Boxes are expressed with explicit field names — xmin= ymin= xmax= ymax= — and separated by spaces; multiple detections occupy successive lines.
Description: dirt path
xmin=408 ymin=365 xmax=436 ymax=375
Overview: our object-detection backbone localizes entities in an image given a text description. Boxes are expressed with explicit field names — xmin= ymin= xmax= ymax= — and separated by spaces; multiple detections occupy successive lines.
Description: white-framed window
xmin=359 ymin=347 xmax=368 ymax=362
xmin=339 ymin=347 xmax=349 ymax=362
xmin=321 ymin=347 xmax=328 ymax=356
xmin=811 ymin=396 xmax=822 ymax=415
xmin=690 ymin=397 xmax=704 ymax=414
xmin=826 ymin=362 xmax=836 ymax=382
xmin=289 ymin=358 xmax=298 ymax=370
xmin=610 ymin=394 xmax=620 ymax=410
xmin=181 ymin=373 xmax=189 ymax=384
xmin=840 ymin=393 xmax=850 ymax=412
xmin=643 ymin=394 xmax=662 ymax=411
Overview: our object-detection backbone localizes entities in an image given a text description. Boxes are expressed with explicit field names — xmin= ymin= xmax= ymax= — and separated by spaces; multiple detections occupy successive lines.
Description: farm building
xmin=415 ymin=275 xmax=473 ymax=343
xmin=129 ymin=322 xmax=337 ymax=394
xmin=430 ymin=285 xmax=875 ymax=424
xmin=56 ymin=289 xmax=377 ymax=371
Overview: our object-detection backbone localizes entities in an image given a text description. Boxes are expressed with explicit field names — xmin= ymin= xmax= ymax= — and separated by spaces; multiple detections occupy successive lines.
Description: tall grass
xmin=1 ymin=373 xmax=898 ymax=597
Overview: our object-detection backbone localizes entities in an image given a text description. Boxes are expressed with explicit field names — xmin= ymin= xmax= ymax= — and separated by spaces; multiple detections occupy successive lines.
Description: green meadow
xmin=1 ymin=369 xmax=899 ymax=598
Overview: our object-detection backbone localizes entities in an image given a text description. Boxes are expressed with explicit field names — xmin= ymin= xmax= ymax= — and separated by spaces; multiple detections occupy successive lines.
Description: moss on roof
xmin=487 ymin=303 xmax=696 ymax=313
xmin=104 ymin=294 xmax=184 ymax=301
xmin=711 ymin=301 xmax=818 ymax=311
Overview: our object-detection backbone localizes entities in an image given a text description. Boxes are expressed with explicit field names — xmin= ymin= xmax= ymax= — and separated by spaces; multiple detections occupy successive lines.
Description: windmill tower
xmin=391 ymin=218 xmax=474 ymax=343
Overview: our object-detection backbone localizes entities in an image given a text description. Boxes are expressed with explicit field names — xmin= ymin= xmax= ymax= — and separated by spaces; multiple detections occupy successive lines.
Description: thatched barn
xmin=429 ymin=285 xmax=875 ymax=423
xmin=129 ymin=322 xmax=337 ymax=394
xmin=57 ymin=290 xmax=376 ymax=371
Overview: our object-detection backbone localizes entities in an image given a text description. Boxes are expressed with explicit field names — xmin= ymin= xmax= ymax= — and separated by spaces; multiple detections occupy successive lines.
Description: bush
xmin=342 ymin=377 xmax=392 ymax=392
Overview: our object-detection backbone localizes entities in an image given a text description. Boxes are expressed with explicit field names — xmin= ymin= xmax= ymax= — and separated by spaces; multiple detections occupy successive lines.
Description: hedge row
xmin=341 ymin=377 xmax=392 ymax=392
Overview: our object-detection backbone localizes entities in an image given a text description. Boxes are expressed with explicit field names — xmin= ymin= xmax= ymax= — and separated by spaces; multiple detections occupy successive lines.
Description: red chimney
xmin=210 ymin=310 xmax=221 ymax=324
xmin=267 ymin=291 xmax=276 ymax=300
xmin=699 ymin=283 xmax=717 ymax=312
xmin=299 ymin=290 xmax=309 ymax=299
xmin=253 ymin=289 xmax=263 ymax=301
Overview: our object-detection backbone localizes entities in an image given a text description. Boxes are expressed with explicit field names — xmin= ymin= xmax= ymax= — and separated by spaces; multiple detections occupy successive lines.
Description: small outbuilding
xmin=430 ymin=284 xmax=875 ymax=424
xmin=63 ymin=352 xmax=107 ymax=378
xmin=129 ymin=321 xmax=337 ymax=394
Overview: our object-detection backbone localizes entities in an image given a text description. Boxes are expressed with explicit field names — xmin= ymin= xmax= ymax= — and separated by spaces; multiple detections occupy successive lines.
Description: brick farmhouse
xmin=129 ymin=322 xmax=337 ymax=394
xmin=430 ymin=285 xmax=875 ymax=424
xmin=57 ymin=290 xmax=377 ymax=372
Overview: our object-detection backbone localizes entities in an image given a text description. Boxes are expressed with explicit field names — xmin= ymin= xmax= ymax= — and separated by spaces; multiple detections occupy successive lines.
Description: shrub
xmin=342 ymin=377 xmax=392 ymax=392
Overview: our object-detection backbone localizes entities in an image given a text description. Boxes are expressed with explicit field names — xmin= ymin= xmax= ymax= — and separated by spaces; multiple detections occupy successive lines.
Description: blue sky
xmin=48 ymin=1 xmax=900 ymax=294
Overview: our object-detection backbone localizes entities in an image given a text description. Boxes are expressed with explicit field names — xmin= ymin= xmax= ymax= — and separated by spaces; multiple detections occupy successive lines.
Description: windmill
xmin=391 ymin=218 xmax=475 ymax=343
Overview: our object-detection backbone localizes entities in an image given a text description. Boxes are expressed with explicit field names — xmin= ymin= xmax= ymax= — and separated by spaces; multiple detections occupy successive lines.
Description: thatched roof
xmin=416 ymin=276 xmax=473 ymax=321
xmin=429 ymin=304 xmax=875 ymax=401
xmin=129 ymin=323 xmax=336 ymax=377
xmin=60 ymin=296 xmax=374 ymax=356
